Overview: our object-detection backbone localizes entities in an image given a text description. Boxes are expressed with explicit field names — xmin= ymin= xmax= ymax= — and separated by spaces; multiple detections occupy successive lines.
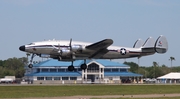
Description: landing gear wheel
xmin=28 ymin=64 xmax=33 ymax=68
xmin=81 ymin=64 xmax=87 ymax=70
xmin=28 ymin=54 xmax=35 ymax=68
xmin=68 ymin=65 xmax=74 ymax=71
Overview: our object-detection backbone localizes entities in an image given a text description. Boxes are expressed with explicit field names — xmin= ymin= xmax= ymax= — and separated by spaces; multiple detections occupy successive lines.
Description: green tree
xmin=0 ymin=60 xmax=4 ymax=67
xmin=169 ymin=56 xmax=175 ymax=68
xmin=153 ymin=61 xmax=158 ymax=67
xmin=161 ymin=64 xmax=171 ymax=74
xmin=138 ymin=67 xmax=148 ymax=78
xmin=146 ymin=66 xmax=155 ymax=78
xmin=124 ymin=62 xmax=139 ymax=73
xmin=153 ymin=61 xmax=158 ymax=78
xmin=171 ymin=66 xmax=180 ymax=72
xmin=0 ymin=57 xmax=27 ymax=78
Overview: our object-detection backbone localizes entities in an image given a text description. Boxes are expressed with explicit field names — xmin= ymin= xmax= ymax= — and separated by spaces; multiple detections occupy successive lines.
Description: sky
xmin=0 ymin=0 xmax=179 ymax=66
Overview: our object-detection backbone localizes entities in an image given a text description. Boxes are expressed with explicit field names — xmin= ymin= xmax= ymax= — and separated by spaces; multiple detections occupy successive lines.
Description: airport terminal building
xmin=24 ymin=59 xmax=143 ymax=84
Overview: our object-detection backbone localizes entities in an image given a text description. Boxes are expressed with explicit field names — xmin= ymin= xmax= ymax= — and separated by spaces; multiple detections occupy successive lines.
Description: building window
xmin=42 ymin=69 xmax=49 ymax=72
xmin=109 ymin=77 xmax=113 ymax=80
xmin=112 ymin=68 xmax=119 ymax=72
xmin=58 ymin=69 xmax=65 ymax=72
xmin=70 ymin=77 xmax=77 ymax=80
xmin=101 ymin=68 xmax=103 ymax=73
xmin=37 ymin=69 xmax=40 ymax=73
xmin=50 ymin=69 xmax=57 ymax=72
xmin=45 ymin=77 xmax=52 ymax=80
xmin=120 ymin=69 xmax=127 ymax=72
xmin=62 ymin=77 xmax=69 ymax=80
xmin=54 ymin=77 xmax=60 ymax=80
xmin=37 ymin=77 xmax=44 ymax=80
xmin=87 ymin=63 xmax=99 ymax=72
xmin=104 ymin=69 xmax=111 ymax=72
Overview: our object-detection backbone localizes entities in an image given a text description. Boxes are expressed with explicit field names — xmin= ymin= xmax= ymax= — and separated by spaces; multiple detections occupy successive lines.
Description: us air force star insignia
xmin=120 ymin=48 xmax=126 ymax=55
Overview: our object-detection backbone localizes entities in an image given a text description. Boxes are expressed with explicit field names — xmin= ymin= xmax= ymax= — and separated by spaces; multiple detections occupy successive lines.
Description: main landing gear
xmin=67 ymin=38 xmax=87 ymax=71
xmin=28 ymin=54 xmax=36 ymax=68
xmin=68 ymin=60 xmax=87 ymax=71
xmin=27 ymin=53 xmax=87 ymax=71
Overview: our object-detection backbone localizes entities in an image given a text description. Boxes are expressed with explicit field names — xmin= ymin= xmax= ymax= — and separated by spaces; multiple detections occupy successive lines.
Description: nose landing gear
xmin=28 ymin=54 xmax=36 ymax=68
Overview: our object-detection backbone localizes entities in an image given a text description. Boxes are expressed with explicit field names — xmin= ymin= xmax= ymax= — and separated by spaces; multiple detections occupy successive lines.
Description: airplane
xmin=19 ymin=35 xmax=168 ymax=71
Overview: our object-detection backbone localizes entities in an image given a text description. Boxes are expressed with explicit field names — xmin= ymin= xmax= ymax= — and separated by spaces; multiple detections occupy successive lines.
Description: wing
xmin=86 ymin=39 xmax=113 ymax=50
xmin=86 ymin=39 xmax=113 ymax=58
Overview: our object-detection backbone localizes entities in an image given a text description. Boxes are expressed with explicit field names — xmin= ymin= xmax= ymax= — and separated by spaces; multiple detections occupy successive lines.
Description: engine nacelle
xmin=61 ymin=48 xmax=71 ymax=56
xmin=50 ymin=55 xmax=73 ymax=61
xmin=71 ymin=44 xmax=83 ymax=51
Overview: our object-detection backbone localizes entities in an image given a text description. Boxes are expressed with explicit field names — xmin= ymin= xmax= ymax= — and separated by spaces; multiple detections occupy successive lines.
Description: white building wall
xmin=113 ymin=76 xmax=120 ymax=80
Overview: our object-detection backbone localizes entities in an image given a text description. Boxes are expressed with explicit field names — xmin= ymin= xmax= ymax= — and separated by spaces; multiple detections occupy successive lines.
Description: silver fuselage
xmin=20 ymin=40 xmax=154 ymax=60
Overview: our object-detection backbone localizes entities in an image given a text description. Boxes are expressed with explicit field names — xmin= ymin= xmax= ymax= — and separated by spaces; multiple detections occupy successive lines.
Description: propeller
xmin=69 ymin=38 xmax=72 ymax=51
xmin=57 ymin=43 xmax=62 ymax=60
xmin=69 ymin=38 xmax=74 ymax=60
xmin=58 ymin=43 xmax=61 ymax=54
xmin=52 ymin=43 xmax=62 ymax=55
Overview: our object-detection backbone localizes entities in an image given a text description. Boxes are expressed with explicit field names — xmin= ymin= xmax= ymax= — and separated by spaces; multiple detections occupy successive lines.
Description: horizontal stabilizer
xmin=142 ymin=37 xmax=155 ymax=53
xmin=141 ymin=35 xmax=168 ymax=54
xmin=155 ymin=35 xmax=168 ymax=53
xmin=133 ymin=39 xmax=143 ymax=48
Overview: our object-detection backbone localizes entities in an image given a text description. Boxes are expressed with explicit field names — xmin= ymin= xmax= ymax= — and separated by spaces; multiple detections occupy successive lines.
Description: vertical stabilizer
xmin=141 ymin=37 xmax=155 ymax=53
xmin=155 ymin=35 xmax=168 ymax=53
xmin=133 ymin=39 xmax=143 ymax=48
xmin=142 ymin=37 xmax=155 ymax=48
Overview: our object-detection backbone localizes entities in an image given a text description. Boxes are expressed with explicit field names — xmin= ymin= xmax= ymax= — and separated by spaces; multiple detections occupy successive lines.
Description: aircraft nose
xmin=19 ymin=45 xmax=25 ymax=51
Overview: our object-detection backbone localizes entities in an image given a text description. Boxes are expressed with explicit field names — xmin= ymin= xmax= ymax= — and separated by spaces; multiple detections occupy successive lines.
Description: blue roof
xmin=32 ymin=59 xmax=128 ymax=67
xmin=25 ymin=72 xmax=81 ymax=77
xmin=104 ymin=72 xmax=143 ymax=77
xmin=95 ymin=60 xmax=128 ymax=67
xmin=33 ymin=59 xmax=84 ymax=67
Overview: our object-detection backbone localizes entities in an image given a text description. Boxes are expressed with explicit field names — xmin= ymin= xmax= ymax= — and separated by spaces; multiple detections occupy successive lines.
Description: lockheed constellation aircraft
xmin=19 ymin=35 xmax=168 ymax=71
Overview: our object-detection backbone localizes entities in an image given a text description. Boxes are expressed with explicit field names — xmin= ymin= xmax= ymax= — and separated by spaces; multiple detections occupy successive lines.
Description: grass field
xmin=0 ymin=84 xmax=180 ymax=98
xmin=92 ymin=97 xmax=180 ymax=99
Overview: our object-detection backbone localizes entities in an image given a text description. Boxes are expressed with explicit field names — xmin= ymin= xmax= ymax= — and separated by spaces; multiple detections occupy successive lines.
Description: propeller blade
xmin=69 ymin=38 xmax=73 ymax=59
xmin=69 ymin=38 xmax=72 ymax=51
xmin=58 ymin=43 xmax=61 ymax=53
xmin=52 ymin=45 xmax=58 ymax=49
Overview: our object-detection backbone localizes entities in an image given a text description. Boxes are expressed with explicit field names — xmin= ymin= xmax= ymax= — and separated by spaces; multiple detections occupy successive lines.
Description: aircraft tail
xmin=141 ymin=35 xmax=168 ymax=54
xmin=154 ymin=35 xmax=168 ymax=53
xmin=133 ymin=39 xmax=143 ymax=48
xmin=141 ymin=37 xmax=155 ymax=53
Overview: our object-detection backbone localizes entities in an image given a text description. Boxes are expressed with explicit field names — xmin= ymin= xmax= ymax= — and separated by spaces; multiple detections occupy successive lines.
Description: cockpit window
xmin=28 ymin=43 xmax=35 ymax=45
